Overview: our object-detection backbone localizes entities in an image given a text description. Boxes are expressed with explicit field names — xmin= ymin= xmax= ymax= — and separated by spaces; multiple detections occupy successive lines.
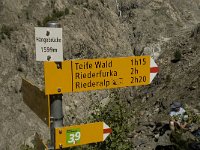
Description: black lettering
xmin=139 ymin=59 xmax=142 ymax=65
xmin=83 ymin=83 xmax=86 ymax=88
xmin=99 ymin=81 xmax=103 ymax=86
xmin=131 ymin=76 xmax=146 ymax=83
xmin=131 ymin=58 xmax=146 ymax=66
xmin=96 ymin=71 xmax=101 ymax=77
xmin=143 ymin=76 xmax=146 ymax=82
xmin=108 ymin=61 xmax=112 ymax=67
xmin=36 ymin=37 xmax=61 ymax=44
xmin=75 ymin=63 xmax=80 ymax=70
xmin=43 ymin=38 xmax=47 ymax=44
xmin=75 ymin=82 xmax=80 ymax=88
xmin=131 ymin=77 xmax=134 ymax=83
xmin=52 ymin=49 xmax=57 ymax=52
xmin=91 ymin=73 xmax=95 ymax=78
xmin=95 ymin=61 xmax=101 ymax=68
xmin=82 ymin=73 xmax=86 ymax=78
xmin=135 ymin=59 xmax=138 ymax=65
xmin=109 ymin=70 xmax=113 ymax=76
xmin=143 ymin=58 xmax=146 ymax=65
xmin=131 ymin=59 xmax=139 ymax=65
xmin=135 ymin=77 xmax=139 ymax=83
xmin=106 ymin=81 xmax=110 ymax=87
xmin=95 ymin=61 xmax=112 ymax=68
xmin=139 ymin=76 xmax=142 ymax=82
xmin=131 ymin=68 xmax=138 ymax=74
xmin=92 ymin=82 xmax=95 ymax=87
xmin=75 ymin=73 xmax=80 ymax=79
xmin=114 ymin=71 xmax=117 ymax=76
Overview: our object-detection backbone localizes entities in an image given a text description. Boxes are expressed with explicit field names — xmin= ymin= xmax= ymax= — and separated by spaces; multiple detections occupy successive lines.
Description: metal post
xmin=46 ymin=21 xmax=64 ymax=150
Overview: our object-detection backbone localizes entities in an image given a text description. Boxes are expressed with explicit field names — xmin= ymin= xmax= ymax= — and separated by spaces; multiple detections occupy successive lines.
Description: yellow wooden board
xmin=44 ymin=61 xmax=72 ymax=95
xmin=22 ymin=79 xmax=50 ymax=127
xmin=55 ymin=122 xmax=105 ymax=149
xmin=44 ymin=56 xmax=150 ymax=95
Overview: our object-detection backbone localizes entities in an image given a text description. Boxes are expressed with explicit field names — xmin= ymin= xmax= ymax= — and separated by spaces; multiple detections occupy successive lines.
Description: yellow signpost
xmin=31 ymin=21 xmax=160 ymax=149
xmin=44 ymin=56 xmax=158 ymax=95
xmin=32 ymin=23 xmax=117 ymax=150
xmin=55 ymin=122 xmax=112 ymax=149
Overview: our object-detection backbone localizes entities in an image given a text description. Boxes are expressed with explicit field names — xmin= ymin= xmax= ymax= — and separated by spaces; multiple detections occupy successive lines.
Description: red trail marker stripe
xmin=150 ymin=67 xmax=159 ymax=73
xmin=103 ymin=128 xmax=112 ymax=134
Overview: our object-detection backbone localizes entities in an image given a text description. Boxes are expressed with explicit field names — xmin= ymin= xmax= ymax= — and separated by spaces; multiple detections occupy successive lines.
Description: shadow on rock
xmin=155 ymin=145 xmax=179 ymax=150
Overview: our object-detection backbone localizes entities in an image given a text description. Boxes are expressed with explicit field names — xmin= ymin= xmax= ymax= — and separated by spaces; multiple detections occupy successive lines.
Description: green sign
xmin=66 ymin=128 xmax=81 ymax=144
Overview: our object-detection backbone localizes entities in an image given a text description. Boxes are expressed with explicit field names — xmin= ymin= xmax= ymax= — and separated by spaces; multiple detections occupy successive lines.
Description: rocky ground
xmin=0 ymin=0 xmax=200 ymax=149
xmin=125 ymin=24 xmax=200 ymax=150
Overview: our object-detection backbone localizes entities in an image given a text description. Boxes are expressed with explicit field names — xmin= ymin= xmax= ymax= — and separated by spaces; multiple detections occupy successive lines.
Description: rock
xmin=100 ymin=96 xmax=110 ymax=108
xmin=155 ymin=133 xmax=160 ymax=139
xmin=135 ymin=126 xmax=148 ymax=133
xmin=193 ymin=109 xmax=199 ymax=114
xmin=155 ymin=145 xmax=178 ymax=150
xmin=127 ymin=131 xmax=135 ymax=138
xmin=198 ymin=103 xmax=200 ymax=107
xmin=24 ymin=134 xmax=35 ymax=148
xmin=140 ymin=122 xmax=156 ymax=128
xmin=139 ymin=111 xmax=145 ymax=116
xmin=191 ymin=23 xmax=200 ymax=39
xmin=190 ymin=124 xmax=199 ymax=132
xmin=14 ymin=75 xmax=22 ymax=93
xmin=65 ymin=105 xmax=70 ymax=112
xmin=2 ymin=69 xmax=8 ymax=76
xmin=170 ymin=131 xmax=197 ymax=149
xmin=133 ymin=139 xmax=146 ymax=147
xmin=7 ymin=79 xmax=15 ymax=92
xmin=157 ymin=130 xmax=172 ymax=146
xmin=188 ymin=86 xmax=196 ymax=91
xmin=154 ymin=107 xmax=160 ymax=113
xmin=188 ymin=142 xmax=200 ymax=150
xmin=17 ymin=64 xmax=26 ymax=72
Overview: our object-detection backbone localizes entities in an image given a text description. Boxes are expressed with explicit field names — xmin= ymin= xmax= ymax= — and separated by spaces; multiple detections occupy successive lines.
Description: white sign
xmin=35 ymin=27 xmax=63 ymax=61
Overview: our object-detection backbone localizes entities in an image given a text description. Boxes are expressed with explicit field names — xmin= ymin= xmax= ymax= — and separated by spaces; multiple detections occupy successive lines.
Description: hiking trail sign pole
xmin=34 ymin=21 xmax=113 ymax=150
xmin=44 ymin=22 xmax=64 ymax=150
xmin=35 ymin=21 xmax=64 ymax=149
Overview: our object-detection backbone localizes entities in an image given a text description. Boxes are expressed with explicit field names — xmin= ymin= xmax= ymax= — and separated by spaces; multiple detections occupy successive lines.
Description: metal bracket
xmin=50 ymin=116 xmax=64 ymax=122
xmin=55 ymin=62 xmax=62 ymax=69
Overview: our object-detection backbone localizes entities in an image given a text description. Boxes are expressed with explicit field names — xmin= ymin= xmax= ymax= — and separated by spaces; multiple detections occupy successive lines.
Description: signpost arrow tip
xmin=103 ymin=122 xmax=112 ymax=141
xmin=150 ymin=57 xmax=159 ymax=83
